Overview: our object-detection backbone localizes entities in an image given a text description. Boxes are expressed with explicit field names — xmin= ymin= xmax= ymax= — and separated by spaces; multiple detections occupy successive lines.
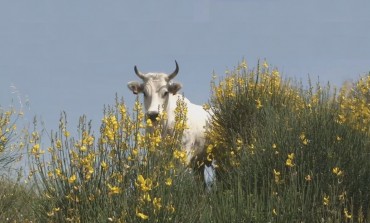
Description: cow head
xmin=127 ymin=61 xmax=182 ymax=121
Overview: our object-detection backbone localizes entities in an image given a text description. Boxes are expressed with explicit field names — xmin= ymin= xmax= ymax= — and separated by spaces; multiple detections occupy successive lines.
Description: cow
xmin=127 ymin=61 xmax=215 ymax=185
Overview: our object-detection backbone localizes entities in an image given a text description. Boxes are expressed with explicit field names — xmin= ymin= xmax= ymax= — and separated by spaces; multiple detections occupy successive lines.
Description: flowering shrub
xmin=16 ymin=60 xmax=370 ymax=222
xmin=28 ymin=97 xmax=201 ymax=222
xmin=0 ymin=107 xmax=23 ymax=169
xmin=338 ymin=74 xmax=370 ymax=132
xmin=206 ymin=60 xmax=369 ymax=222
xmin=0 ymin=106 xmax=35 ymax=222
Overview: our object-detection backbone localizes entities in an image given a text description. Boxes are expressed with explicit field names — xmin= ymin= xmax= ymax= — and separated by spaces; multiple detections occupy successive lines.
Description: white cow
xmin=127 ymin=61 xmax=211 ymax=169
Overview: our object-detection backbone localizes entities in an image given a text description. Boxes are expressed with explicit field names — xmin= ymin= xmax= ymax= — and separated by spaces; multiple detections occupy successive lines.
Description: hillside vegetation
xmin=1 ymin=60 xmax=369 ymax=222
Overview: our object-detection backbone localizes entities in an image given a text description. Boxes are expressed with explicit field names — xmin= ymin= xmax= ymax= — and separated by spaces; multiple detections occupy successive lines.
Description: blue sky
xmin=1 ymin=0 xmax=370 ymax=134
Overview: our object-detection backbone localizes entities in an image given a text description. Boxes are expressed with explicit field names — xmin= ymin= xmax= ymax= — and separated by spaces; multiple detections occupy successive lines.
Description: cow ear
xmin=127 ymin=81 xmax=144 ymax=94
xmin=169 ymin=82 xmax=182 ymax=95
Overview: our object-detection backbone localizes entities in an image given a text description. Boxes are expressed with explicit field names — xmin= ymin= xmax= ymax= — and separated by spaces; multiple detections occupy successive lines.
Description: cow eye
xmin=143 ymin=91 xmax=147 ymax=97
xmin=163 ymin=91 xmax=169 ymax=98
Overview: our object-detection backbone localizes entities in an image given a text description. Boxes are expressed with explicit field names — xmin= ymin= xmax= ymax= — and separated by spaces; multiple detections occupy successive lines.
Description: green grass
xmin=1 ymin=60 xmax=369 ymax=222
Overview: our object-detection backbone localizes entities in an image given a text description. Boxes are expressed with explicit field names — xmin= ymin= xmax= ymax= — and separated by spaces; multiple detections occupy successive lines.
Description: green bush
xmin=0 ymin=106 xmax=35 ymax=222
xmin=206 ymin=60 xmax=370 ymax=222
xmin=4 ymin=59 xmax=367 ymax=222
xmin=0 ymin=107 xmax=21 ymax=171
xmin=28 ymin=97 xmax=208 ymax=222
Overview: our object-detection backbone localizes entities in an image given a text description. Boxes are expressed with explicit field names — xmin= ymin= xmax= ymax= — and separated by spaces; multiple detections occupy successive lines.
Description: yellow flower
xmin=273 ymin=169 xmax=281 ymax=184
xmin=165 ymin=177 xmax=172 ymax=186
xmin=173 ymin=150 xmax=187 ymax=163
xmin=272 ymin=208 xmax=278 ymax=216
xmin=55 ymin=168 xmax=62 ymax=177
xmin=299 ymin=133 xmax=309 ymax=145
xmin=31 ymin=144 xmax=38 ymax=152
xmin=285 ymin=153 xmax=295 ymax=167
xmin=272 ymin=69 xmax=279 ymax=77
xmin=31 ymin=144 xmax=44 ymax=157
xmin=146 ymin=119 xmax=153 ymax=127
xmin=63 ymin=130 xmax=70 ymax=137
xmin=47 ymin=171 xmax=54 ymax=178
xmin=255 ymin=98 xmax=263 ymax=109
xmin=286 ymin=158 xmax=294 ymax=167
xmin=143 ymin=193 xmax=151 ymax=202
xmin=53 ymin=207 xmax=60 ymax=212
xmin=80 ymin=145 xmax=87 ymax=152
xmin=166 ymin=204 xmax=175 ymax=213
xmin=337 ymin=114 xmax=346 ymax=124
xmin=136 ymin=208 xmax=149 ymax=220
xmin=339 ymin=191 xmax=346 ymax=201
xmin=107 ymin=184 xmax=121 ymax=195
xmin=236 ymin=138 xmax=243 ymax=150
xmin=153 ymin=197 xmax=162 ymax=211
xmin=89 ymin=194 xmax=95 ymax=201
xmin=332 ymin=167 xmax=343 ymax=176
xmin=45 ymin=192 xmax=52 ymax=199
xmin=206 ymin=144 xmax=214 ymax=154
xmin=288 ymin=153 xmax=294 ymax=160
xmin=344 ymin=208 xmax=352 ymax=219
xmin=136 ymin=175 xmax=153 ymax=192
xmin=119 ymin=103 xmax=126 ymax=113
xmin=101 ymin=161 xmax=108 ymax=171
xmin=305 ymin=174 xmax=312 ymax=181
xmin=262 ymin=60 xmax=268 ymax=68
xmin=68 ymin=174 xmax=77 ymax=184
xmin=56 ymin=140 xmax=62 ymax=149
xmin=207 ymin=153 xmax=213 ymax=162
xmin=82 ymin=132 xmax=94 ymax=146
xmin=1 ymin=136 xmax=7 ymax=143
xmin=323 ymin=195 xmax=330 ymax=206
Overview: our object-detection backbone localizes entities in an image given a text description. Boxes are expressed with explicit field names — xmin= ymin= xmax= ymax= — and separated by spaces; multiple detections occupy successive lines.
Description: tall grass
xmin=1 ymin=60 xmax=369 ymax=222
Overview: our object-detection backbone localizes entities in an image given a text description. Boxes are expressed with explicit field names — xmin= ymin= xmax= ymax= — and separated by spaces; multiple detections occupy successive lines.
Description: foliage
xmin=28 ymin=97 xmax=207 ymax=222
xmin=205 ymin=60 xmax=370 ymax=222
xmin=0 ymin=106 xmax=34 ymax=221
xmin=0 ymin=106 xmax=23 ymax=171
xmin=1 ymin=60 xmax=370 ymax=222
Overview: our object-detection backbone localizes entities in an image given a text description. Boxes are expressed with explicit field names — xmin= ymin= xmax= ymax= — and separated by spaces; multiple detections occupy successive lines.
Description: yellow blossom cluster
xmin=285 ymin=153 xmax=295 ymax=168
xmin=0 ymin=107 xmax=23 ymax=154
xmin=27 ymin=97 xmax=188 ymax=221
xmin=173 ymin=96 xmax=188 ymax=131
xmin=129 ymin=97 xmax=188 ymax=221
xmin=207 ymin=60 xmax=306 ymax=169
xmin=338 ymin=75 xmax=370 ymax=133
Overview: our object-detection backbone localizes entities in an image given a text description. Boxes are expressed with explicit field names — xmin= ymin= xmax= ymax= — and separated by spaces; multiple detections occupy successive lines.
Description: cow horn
xmin=167 ymin=60 xmax=179 ymax=80
xmin=134 ymin=65 xmax=146 ymax=80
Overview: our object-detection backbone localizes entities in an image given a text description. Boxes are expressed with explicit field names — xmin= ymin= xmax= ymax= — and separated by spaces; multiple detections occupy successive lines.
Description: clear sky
xmin=1 ymin=0 xmax=370 ymax=134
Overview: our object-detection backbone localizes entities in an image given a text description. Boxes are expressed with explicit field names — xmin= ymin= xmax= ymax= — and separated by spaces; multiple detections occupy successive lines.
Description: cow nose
xmin=147 ymin=111 xmax=159 ymax=121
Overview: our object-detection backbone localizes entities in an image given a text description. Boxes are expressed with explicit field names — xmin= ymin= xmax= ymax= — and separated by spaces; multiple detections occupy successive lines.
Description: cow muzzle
xmin=147 ymin=111 xmax=159 ymax=122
